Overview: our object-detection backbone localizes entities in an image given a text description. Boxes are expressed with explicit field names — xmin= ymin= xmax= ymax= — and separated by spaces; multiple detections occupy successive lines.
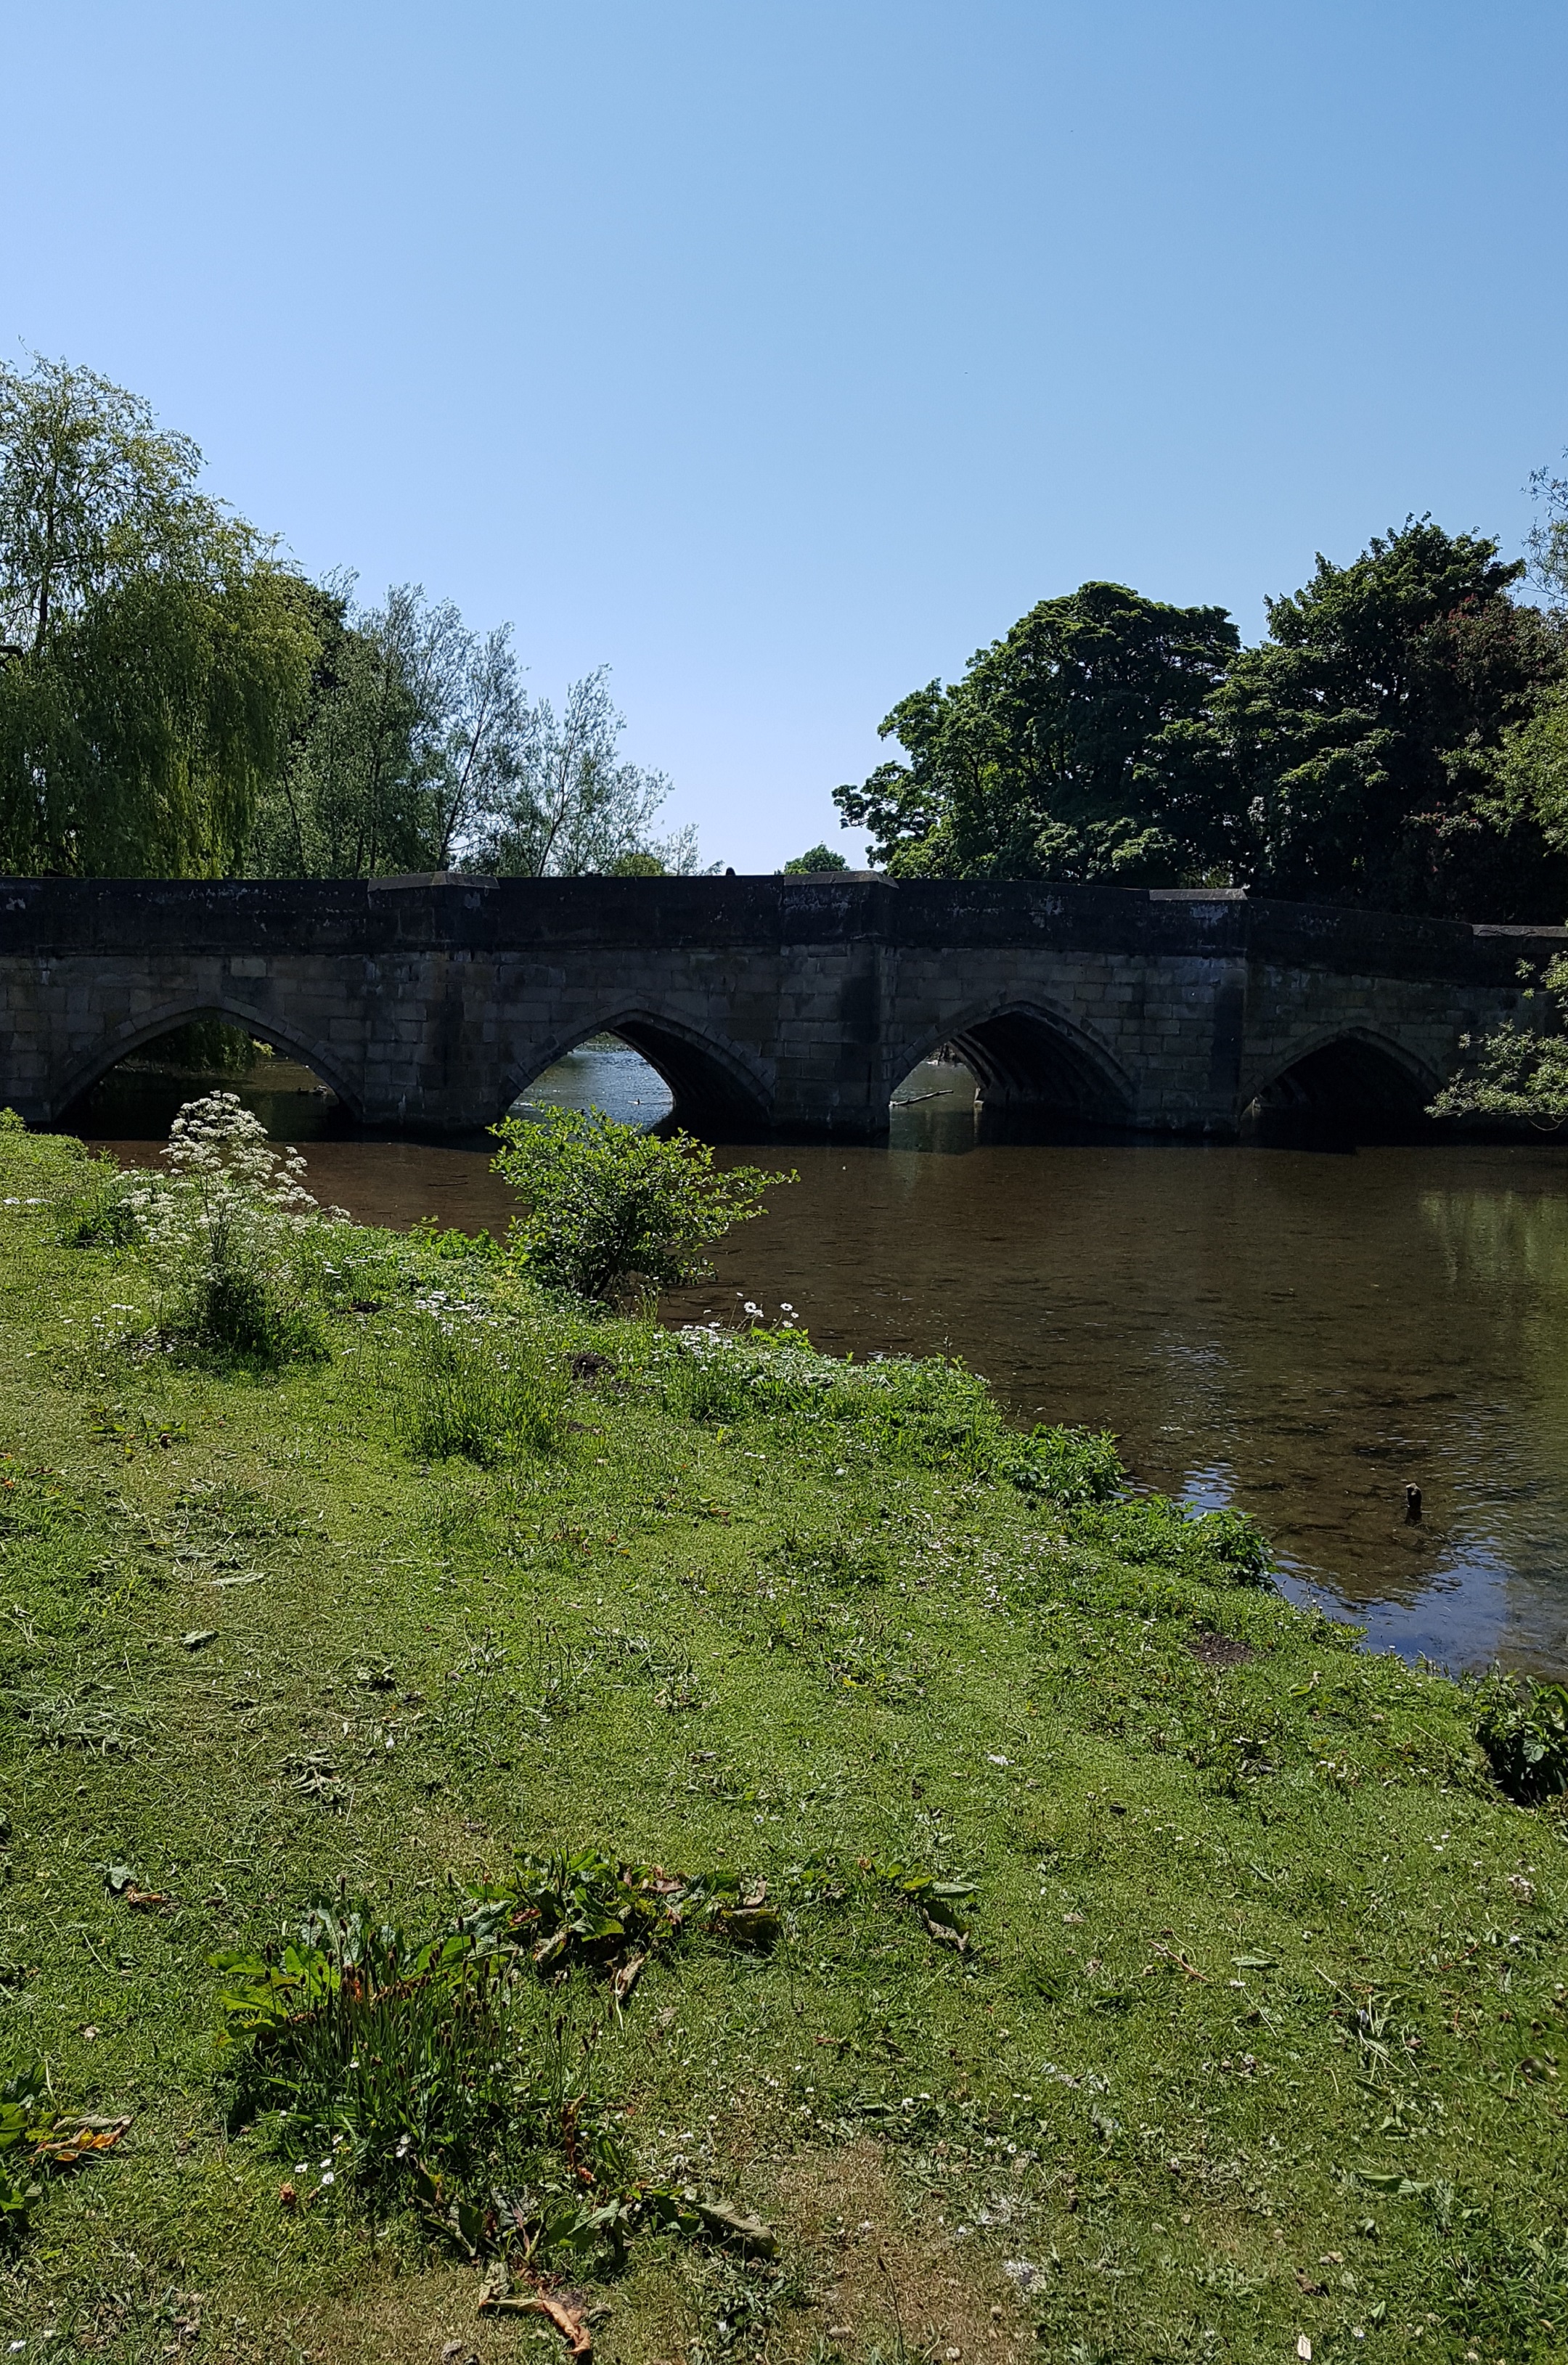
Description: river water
xmin=70 ymin=1045 xmax=1568 ymax=1680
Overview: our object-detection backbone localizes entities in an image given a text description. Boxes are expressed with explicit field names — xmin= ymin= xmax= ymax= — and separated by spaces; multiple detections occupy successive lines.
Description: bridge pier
xmin=1 ymin=876 xmax=1560 ymax=1140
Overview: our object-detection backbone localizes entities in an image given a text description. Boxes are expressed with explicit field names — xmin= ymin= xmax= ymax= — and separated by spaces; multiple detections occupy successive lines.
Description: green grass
xmin=1 ymin=1123 xmax=1566 ymax=2364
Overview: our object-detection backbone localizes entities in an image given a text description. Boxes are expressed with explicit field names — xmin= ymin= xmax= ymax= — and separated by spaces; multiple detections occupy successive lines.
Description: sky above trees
xmin=2 ymin=1 xmax=1565 ymax=873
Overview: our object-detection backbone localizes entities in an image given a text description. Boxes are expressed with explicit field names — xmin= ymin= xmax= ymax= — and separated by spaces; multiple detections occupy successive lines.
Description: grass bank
xmin=1 ymin=1123 xmax=1565 ymax=2365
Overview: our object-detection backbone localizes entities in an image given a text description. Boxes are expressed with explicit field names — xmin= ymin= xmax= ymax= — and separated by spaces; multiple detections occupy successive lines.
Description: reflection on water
xmin=67 ymin=1047 xmax=1568 ymax=1677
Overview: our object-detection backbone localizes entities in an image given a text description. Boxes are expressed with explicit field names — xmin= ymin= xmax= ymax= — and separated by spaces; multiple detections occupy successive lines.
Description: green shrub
xmin=214 ymin=1865 xmax=779 ymax=2256
xmin=214 ymin=1901 xmax=576 ymax=2233
xmin=399 ymin=1309 xmax=568 ymax=1463
xmin=1474 ymin=1671 xmax=1568 ymax=1802
xmin=490 ymin=1106 xmax=792 ymax=1304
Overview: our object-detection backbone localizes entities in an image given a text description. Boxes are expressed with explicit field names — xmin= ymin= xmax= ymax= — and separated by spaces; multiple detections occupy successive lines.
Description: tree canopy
xmin=834 ymin=582 xmax=1240 ymax=883
xmin=248 ymin=581 xmax=526 ymax=878
xmin=1175 ymin=520 xmax=1564 ymax=915
xmin=0 ymin=356 xmax=700 ymax=883
xmin=467 ymin=665 xmax=701 ymax=879
xmin=834 ymin=523 xmax=1568 ymax=918
xmin=781 ymin=844 xmax=848 ymax=873
xmin=0 ymin=356 xmax=317 ymax=876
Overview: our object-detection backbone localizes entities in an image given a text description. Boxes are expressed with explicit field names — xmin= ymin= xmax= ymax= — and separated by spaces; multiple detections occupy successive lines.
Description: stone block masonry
xmin=0 ymin=875 xmax=1561 ymax=1140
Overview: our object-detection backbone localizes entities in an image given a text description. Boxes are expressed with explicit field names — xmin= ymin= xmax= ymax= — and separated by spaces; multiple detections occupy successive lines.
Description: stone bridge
xmin=0 ymin=875 xmax=1561 ymax=1139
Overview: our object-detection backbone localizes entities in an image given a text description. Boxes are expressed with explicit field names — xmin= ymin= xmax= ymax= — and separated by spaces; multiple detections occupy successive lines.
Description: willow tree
xmin=0 ymin=356 xmax=317 ymax=875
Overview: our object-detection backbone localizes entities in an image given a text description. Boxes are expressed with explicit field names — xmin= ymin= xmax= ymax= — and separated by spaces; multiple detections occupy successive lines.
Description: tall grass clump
xmin=127 ymin=1091 xmax=341 ymax=1363
xmin=653 ymin=1323 xmax=1125 ymax=1506
xmin=1 ymin=1104 xmax=147 ymax=1250
xmin=398 ymin=1304 xmax=568 ymax=1463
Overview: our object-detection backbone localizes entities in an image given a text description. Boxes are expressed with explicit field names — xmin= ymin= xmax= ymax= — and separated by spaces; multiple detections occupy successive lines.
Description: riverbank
xmin=66 ymin=1049 xmax=1568 ymax=1678
xmin=1 ymin=1124 xmax=1564 ymax=2364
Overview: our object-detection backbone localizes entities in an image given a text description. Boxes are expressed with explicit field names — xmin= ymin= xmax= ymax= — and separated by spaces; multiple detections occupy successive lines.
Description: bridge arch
xmin=501 ymin=1008 xmax=773 ymax=1135
xmin=49 ymin=1000 xmax=366 ymax=1122
xmin=891 ymin=999 xmax=1137 ymax=1127
xmin=1244 ymin=1028 xmax=1438 ymax=1127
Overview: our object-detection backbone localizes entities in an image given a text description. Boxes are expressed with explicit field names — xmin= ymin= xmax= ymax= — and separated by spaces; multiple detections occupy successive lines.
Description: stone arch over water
xmin=502 ymin=1008 xmax=773 ymax=1135
xmin=51 ymin=1000 xmax=364 ymax=1122
xmin=1246 ymin=1028 xmax=1438 ymax=1132
xmin=891 ymin=1000 xmax=1136 ymax=1126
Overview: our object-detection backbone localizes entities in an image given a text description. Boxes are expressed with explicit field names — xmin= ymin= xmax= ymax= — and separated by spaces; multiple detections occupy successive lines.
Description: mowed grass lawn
xmin=1 ymin=1123 xmax=1565 ymax=2365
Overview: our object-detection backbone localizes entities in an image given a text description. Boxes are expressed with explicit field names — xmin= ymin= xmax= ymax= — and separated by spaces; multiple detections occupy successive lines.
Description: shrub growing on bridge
xmin=489 ymin=1106 xmax=793 ymax=1305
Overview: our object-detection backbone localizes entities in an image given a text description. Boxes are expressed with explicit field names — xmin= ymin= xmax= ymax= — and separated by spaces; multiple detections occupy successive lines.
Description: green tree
xmin=1527 ymin=455 xmax=1568 ymax=607
xmin=248 ymin=581 xmax=523 ymax=877
xmin=0 ymin=356 xmax=317 ymax=875
xmin=1175 ymin=519 xmax=1565 ymax=915
xmin=780 ymin=844 xmax=849 ymax=873
xmin=472 ymin=666 xmax=701 ymax=877
xmin=832 ymin=581 xmax=1240 ymax=882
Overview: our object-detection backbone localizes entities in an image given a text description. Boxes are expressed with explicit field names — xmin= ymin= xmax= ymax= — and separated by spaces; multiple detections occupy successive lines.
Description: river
xmin=70 ymin=1042 xmax=1568 ymax=1680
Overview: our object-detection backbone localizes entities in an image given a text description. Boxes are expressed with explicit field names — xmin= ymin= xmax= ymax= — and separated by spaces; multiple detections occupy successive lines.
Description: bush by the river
xmin=489 ymin=1103 xmax=793 ymax=1304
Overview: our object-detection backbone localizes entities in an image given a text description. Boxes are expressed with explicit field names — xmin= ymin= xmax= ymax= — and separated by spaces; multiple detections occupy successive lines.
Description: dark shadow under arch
xmin=1246 ymin=1032 xmax=1437 ymax=1144
xmin=52 ymin=1002 xmax=364 ymax=1123
xmin=504 ymin=1011 xmax=772 ymax=1137
xmin=894 ymin=1002 xmax=1136 ymax=1131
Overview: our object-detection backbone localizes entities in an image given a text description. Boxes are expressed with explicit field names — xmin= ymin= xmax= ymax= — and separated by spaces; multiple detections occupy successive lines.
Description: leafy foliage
xmin=1180 ymin=519 xmax=1565 ymax=916
xmin=1527 ymin=453 xmax=1568 ymax=607
xmin=835 ymin=581 xmax=1238 ymax=883
xmin=247 ymin=579 xmax=526 ymax=878
xmin=780 ymin=844 xmax=849 ymax=873
xmin=0 ymin=355 xmax=317 ymax=877
xmin=213 ymin=1862 xmax=779 ymax=2263
xmin=0 ymin=357 xmax=698 ymax=884
xmin=213 ymin=1898 xmax=580 ymax=2233
xmin=491 ymin=1107 xmax=791 ymax=1303
xmin=1431 ymin=955 xmax=1568 ymax=1127
xmin=1 ymin=2061 xmax=128 ymax=2242
xmin=838 ymin=523 xmax=1568 ymax=916
xmin=469 ymin=663 xmax=703 ymax=878
xmin=1079 ymin=1493 xmax=1275 ymax=1588
xmin=1473 ymin=1669 xmax=1568 ymax=1802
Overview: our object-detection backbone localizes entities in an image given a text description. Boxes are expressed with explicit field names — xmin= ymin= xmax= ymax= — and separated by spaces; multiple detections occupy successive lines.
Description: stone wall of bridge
xmin=0 ymin=875 xmax=1561 ymax=1138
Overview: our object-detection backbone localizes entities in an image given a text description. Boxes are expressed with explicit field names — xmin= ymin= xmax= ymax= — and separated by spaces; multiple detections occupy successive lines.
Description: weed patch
xmin=397 ymin=1307 xmax=568 ymax=1463
xmin=1474 ymin=1667 xmax=1568 ymax=1801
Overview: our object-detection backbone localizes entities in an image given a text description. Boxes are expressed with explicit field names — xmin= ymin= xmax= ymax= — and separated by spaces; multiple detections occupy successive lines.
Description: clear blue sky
xmin=4 ymin=1 xmax=1565 ymax=871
